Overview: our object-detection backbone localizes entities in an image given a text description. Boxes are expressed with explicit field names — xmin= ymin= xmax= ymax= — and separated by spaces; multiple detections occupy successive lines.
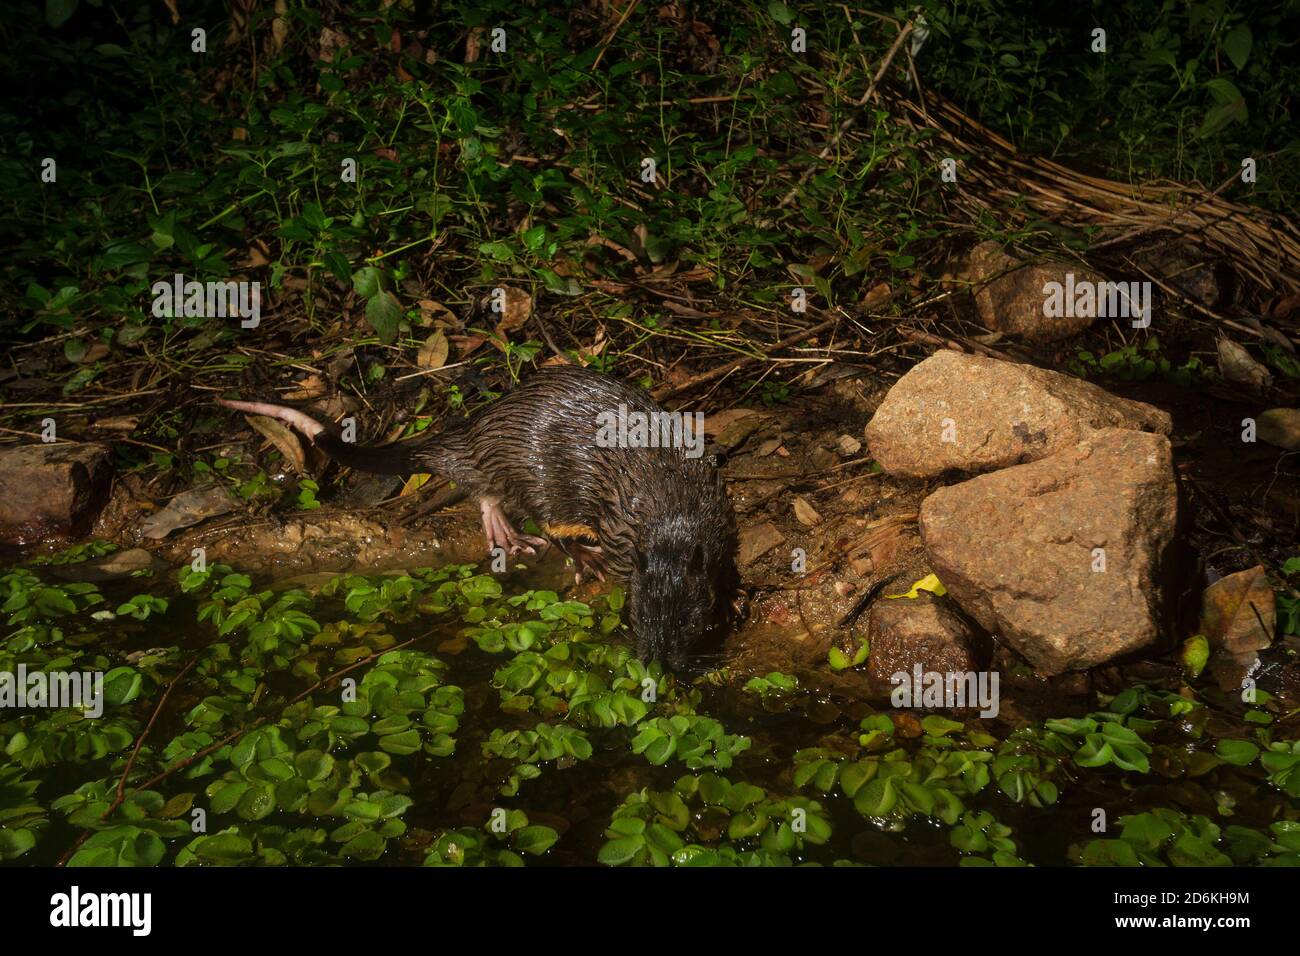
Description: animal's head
xmin=627 ymin=534 xmax=718 ymax=672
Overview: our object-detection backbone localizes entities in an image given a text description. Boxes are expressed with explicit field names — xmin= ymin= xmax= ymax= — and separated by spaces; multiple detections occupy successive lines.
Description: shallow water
xmin=1 ymin=554 xmax=1297 ymax=868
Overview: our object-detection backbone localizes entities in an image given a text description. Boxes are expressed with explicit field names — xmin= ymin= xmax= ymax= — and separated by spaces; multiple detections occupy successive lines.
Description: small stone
xmin=738 ymin=521 xmax=786 ymax=565
xmin=0 ymin=442 xmax=113 ymax=545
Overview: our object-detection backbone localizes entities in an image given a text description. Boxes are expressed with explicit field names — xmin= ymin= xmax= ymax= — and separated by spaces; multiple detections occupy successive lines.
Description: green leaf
xmin=1223 ymin=25 xmax=1252 ymax=70
xmin=514 ymin=825 xmax=558 ymax=855
xmin=1181 ymin=634 xmax=1209 ymax=677
xmin=323 ymin=251 xmax=351 ymax=283
xmin=768 ymin=1 xmax=794 ymax=26
xmin=351 ymin=266 xmax=383 ymax=298
xmin=1215 ymin=739 xmax=1259 ymax=766
xmin=598 ymin=835 xmax=644 ymax=866
xmin=46 ymin=0 xmax=78 ymax=29
xmin=365 ymin=291 xmax=403 ymax=344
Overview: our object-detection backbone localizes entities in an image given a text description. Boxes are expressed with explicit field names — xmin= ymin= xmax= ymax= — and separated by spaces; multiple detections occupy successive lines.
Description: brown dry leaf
xmin=319 ymin=26 xmax=350 ymax=63
xmin=854 ymin=518 xmax=916 ymax=570
xmin=702 ymin=408 xmax=761 ymax=437
xmin=245 ymin=414 xmax=309 ymax=476
xmin=576 ymin=327 xmax=608 ymax=363
xmin=95 ymin=415 xmax=139 ymax=432
xmin=140 ymin=487 xmax=238 ymax=540
xmin=1257 ymin=408 xmax=1300 ymax=451
xmin=268 ymin=0 xmax=289 ymax=56
xmin=243 ymin=241 xmax=270 ymax=268
xmin=793 ymin=496 xmax=822 ymax=526
xmin=862 ymin=282 xmax=893 ymax=309
xmin=1217 ymin=338 xmax=1272 ymax=390
xmin=417 ymin=330 xmax=450 ymax=369
xmin=1200 ymin=565 xmax=1276 ymax=656
xmin=491 ymin=288 xmax=534 ymax=340
xmin=714 ymin=414 xmax=769 ymax=450
xmin=465 ymin=26 xmax=484 ymax=63
xmin=416 ymin=299 xmax=457 ymax=327
xmin=79 ymin=342 xmax=110 ymax=364
xmin=450 ymin=333 xmax=487 ymax=359
xmin=373 ymin=147 xmax=400 ymax=162
xmin=282 ymin=374 xmax=328 ymax=401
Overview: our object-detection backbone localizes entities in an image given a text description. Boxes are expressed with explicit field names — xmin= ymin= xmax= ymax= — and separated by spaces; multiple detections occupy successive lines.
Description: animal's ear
xmin=689 ymin=541 xmax=704 ymax=574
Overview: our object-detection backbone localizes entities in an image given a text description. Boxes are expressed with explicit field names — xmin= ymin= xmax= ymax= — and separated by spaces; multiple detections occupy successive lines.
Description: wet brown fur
xmin=221 ymin=366 xmax=739 ymax=667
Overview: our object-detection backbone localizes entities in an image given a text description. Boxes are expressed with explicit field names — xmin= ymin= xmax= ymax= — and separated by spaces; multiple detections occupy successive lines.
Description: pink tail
xmin=217 ymin=399 xmax=325 ymax=439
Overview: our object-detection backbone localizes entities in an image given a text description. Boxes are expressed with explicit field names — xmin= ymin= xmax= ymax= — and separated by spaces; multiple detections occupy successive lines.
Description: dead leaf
xmin=269 ymin=0 xmax=289 ymax=52
xmin=490 ymin=287 xmax=534 ymax=341
xmin=703 ymin=408 xmax=767 ymax=437
xmin=738 ymin=521 xmax=785 ymax=565
xmin=319 ymin=26 xmax=350 ymax=63
xmin=465 ymin=26 xmax=484 ymax=63
xmin=416 ymin=299 xmax=458 ymax=327
xmin=243 ymin=242 xmax=270 ymax=268
xmin=245 ymin=414 xmax=309 ymax=476
xmin=450 ymin=333 xmax=487 ymax=359
xmin=140 ymin=487 xmax=238 ymax=539
xmin=1257 ymin=408 xmax=1300 ymax=451
xmin=94 ymin=415 xmax=139 ymax=433
xmin=714 ymin=414 xmax=769 ymax=450
xmin=282 ymin=374 xmax=328 ymax=401
xmin=1218 ymin=338 xmax=1272 ymax=390
xmin=793 ymin=497 xmax=822 ymax=526
xmin=417 ymin=330 xmax=450 ymax=369
xmin=1200 ymin=565 xmax=1276 ymax=657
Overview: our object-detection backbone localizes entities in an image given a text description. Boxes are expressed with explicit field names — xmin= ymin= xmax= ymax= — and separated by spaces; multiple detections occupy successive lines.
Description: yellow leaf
xmin=885 ymin=573 xmax=947 ymax=600
xmin=399 ymin=473 xmax=431 ymax=497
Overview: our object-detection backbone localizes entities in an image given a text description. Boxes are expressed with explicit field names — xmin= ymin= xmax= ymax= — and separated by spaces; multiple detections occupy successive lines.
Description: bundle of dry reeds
xmin=886 ymin=87 xmax=1300 ymax=298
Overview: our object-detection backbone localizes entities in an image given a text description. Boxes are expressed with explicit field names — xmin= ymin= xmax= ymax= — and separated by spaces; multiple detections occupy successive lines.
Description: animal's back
xmin=425 ymin=366 xmax=720 ymax=578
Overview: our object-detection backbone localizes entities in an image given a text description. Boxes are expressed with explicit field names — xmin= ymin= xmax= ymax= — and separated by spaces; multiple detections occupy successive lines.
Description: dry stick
xmin=771 ymin=12 xmax=918 ymax=212
xmin=592 ymin=0 xmax=643 ymax=70
xmin=57 ymin=656 xmax=199 ymax=866
xmin=651 ymin=312 xmax=844 ymax=403
xmin=108 ymin=657 xmax=199 ymax=817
